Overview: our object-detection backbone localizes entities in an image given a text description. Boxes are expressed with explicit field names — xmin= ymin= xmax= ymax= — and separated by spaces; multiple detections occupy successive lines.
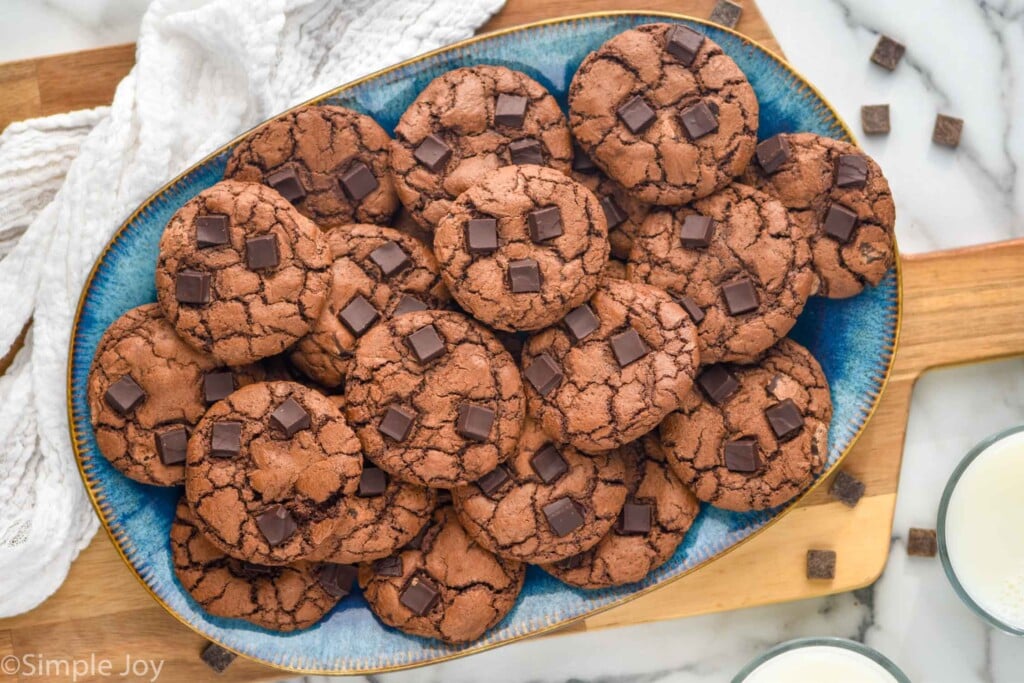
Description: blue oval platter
xmin=68 ymin=12 xmax=900 ymax=675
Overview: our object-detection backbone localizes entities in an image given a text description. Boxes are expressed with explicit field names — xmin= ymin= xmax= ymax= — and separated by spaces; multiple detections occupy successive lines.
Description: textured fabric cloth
xmin=0 ymin=0 xmax=503 ymax=617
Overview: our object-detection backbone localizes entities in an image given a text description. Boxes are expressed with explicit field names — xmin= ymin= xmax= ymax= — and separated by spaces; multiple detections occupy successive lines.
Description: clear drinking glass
xmin=731 ymin=637 xmax=910 ymax=683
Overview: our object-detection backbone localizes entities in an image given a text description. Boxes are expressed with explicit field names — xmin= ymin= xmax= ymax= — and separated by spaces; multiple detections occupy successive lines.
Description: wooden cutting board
xmin=2 ymin=1 xmax=1023 ymax=680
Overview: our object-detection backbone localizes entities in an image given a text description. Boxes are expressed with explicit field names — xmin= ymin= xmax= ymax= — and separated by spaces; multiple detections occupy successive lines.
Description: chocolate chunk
xmin=393 ymin=294 xmax=428 ymax=317
xmin=476 ymin=465 xmax=511 ymax=497
xmin=195 ymin=214 xmax=229 ymax=249
xmin=210 ymin=421 xmax=242 ymax=458
xmin=765 ymin=398 xmax=804 ymax=441
xmin=400 ymin=576 xmax=440 ymax=616
xmin=756 ymin=134 xmax=792 ymax=174
xmin=494 ymin=93 xmax=528 ymax=128
xmin=245 ymin=234 xmax=279 ymax=270
xmin=456 ymin=403 xmax=495 ymax=442
xmin=722 ymin=277 xmax=759 ymax=315
xmin=379 ymin=405 xmax=416 ymax=442
xmin=555 ymin=553 xmax=585 ymax=571
xmin=907 ymin=528 xmax=938 ymax=557
xmin=617 ymin=502 xmax=652 ymax=535
xmin=675 ymin=295 xmax=705 ymax=325
xmin=338 ymin=294 xmax=380 ymax=336
xmin=155 ymin=427 xmax=188 ymax=466
xmin=175 ymin=269 xmax=211 ymax=305
xmin=374 ymin=556 xmax=403 ymax=577
xmin=666 ymin=24 xmax=705 ymax=66
xmin=232 ymin=560 xmax=274 ymax=580
xmin=610 ymin=328 xmax=649 ymax=367
xmin=680 ymin=214 xmax=715 ymax=248
xmin=406 ymin=324 xmax=446 ymax=363
xmin=200 ymin=642 xmax=236 ymax=674
xmin=358 ymin=466 xmax=388 ymax=497
xmin=823 ymin=203 xmax=858 ymax=243
xmin=564 ymin=304 xmax=600 ymax=343
xmin=436 ymin=490 xmax=453 ymax=506
xmin=933 ymin=114 xmax=963 ymax=148
xmin=807 ymin=549 xmax=836 ymax=579
xmin=509 ymin=138 xmax=544 ymax=165
xmin=340 ymin=161 xmax=378 ymax=201
xmin=203 ymin=371 xmax=235 ymax=405
xmin=600 ymin=196 xmax=628 ymax=229
xmin=256 ymin=505 xmax=297 ymax=546
xmin=404 ymin=524 xmax=430 ymax=551
xmin=697 ymin=364 xmax=739 ymax=404
xmin=528 ymin=205 xmax=563 ymax=242
xmin=870 ymin=35 xmax=905 ymax=71
xmin=530 ymin=444 xmax=568 ymax=484
xmin=266 ymin=166 xmax=306 ymax=203
xmin=524 ymin=353 xmax=563 ymax=396
xmin=617 ymin=95 xmax=656 ymax=135
xmin=542 ymin=497 xmax=586 ymax=537
xmin=861 ymin=105 xmax=891 ymax=135
xmin=679 ymin=101 xmax=718 ymax=140
xmin=835 ymin=154 xmax=868 ymax=189
xmin=466 ymin=218 xmax=499 ymax=254
xmin=508 ymin=258 xmax=541 ymax=293
xmin=270 ymin=397 xmax=310 ymax=437
xmin=709 ymin=0 xmax=742 ymax=28
xmin=829 ymin=470 xmax=866 ymax=508
xmin=572 ymin=142 xmax=597 ymax=172
xmin=105 ymin=375 xmax=145 ymax=415
xmin=724 ymin=437 xmax=760 ymax=472
xmin=414 ymin=134 xmax=452 ymax=172
xmin=316 ymin=563 xmax=357 ymax=598
xmin=369 ymin=240 xmax=411 ymax=278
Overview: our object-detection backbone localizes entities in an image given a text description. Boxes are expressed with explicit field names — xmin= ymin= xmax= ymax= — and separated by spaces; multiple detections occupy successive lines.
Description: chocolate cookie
xmin=452 ymin=418 xmax=628 ymax=564
xmin=433 ymin=164 xmax=610 ymax=331
xmin=358 ymin=506 xmax=525 ymax=644
xmin=627 ymin=182 xmax=815 ymax=364
xmin=541 ymin=434 xmax=700 ymax=588
xmin=288 ymin=224 xmax=449 ymax=388
xmin=345 ymin=310 xmax=525 ymax=488
xmin=170 ymin=499 xmax=342 ymax=631
xmin=87 ymin=304 xmax=263 ymax=486
xmin=520 ymin=279 xmax=699 ymax=453
xmin=602 ymin=258 xmax=629 ymax=281
xmin=390 ymin=65 xmax=573 ymax=229
xmin=155 ymin=180 xmax=331 ymax=365
xmin=661 ymin=339 xmax=832 ymax=511
xmin=185 ymin=381 xmax=363 ymax=565
xmin=571 ymin=146 xmax=651 ymax=260
xmin=741 ymin=132 xmax=896 ymax=298
xmin=569 ymin=23 xmax=759 ymax=205
xmin=224 ymin=105 xmax=398 ymax=229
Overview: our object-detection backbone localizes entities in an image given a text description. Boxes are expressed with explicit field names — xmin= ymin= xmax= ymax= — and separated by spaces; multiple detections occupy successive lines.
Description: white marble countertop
xmin=3 ymin=0 xmax=1022 ymax=681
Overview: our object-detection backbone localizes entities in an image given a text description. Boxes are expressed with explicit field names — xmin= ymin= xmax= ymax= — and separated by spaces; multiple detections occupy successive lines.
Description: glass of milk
xmin=732 ymin=637 xmax=909 ymax=683
xmin=938 ymin=425 xmax=1024 ymax=635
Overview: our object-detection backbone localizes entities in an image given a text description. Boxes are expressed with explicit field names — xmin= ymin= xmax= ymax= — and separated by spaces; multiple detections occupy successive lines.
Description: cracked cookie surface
xmin=433 ymin=164 xmax=610 ymax=331
xmin=541 ymin=433 xmax=700 ymax=588
xmin=521 ymin=279 xmax=699 ymax=453
xmin=452 ymin=418 xmax=628 ymax=564
xmin=358 ymin=506 xmax=525 ymax=644
xmin=224 ymin=105 xmax=398 ymax=229
xmin=741 ymin=132 xmax=896 ymax=298
xmin=289 ymin=224 xmax=449 ymax=388
xmin=170 ymin=498 xmax=340 ymax=631
xmin=390 ymin=65 xmax=573 ymax=229
xmin=185 ymin=381 xmax=363 ymax=565
xmin=569 ymin=23 xmax=758 ymax=205
xmin=571 ymin=147 xmax=651 ymax=260
xmin=156 ymin=180 xmax=332 ymax=365
xmin=627 ymin=182 xmax=815 ymax=364
xmin=345 ymin=310 xmax=525 ymax=488
xmin=660 ymin=338 xmax=832 ymax=512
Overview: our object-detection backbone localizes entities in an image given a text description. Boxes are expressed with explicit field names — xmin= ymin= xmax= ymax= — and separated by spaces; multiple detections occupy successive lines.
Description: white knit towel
xmin=0 ymin=0 xmax=504 ymax=617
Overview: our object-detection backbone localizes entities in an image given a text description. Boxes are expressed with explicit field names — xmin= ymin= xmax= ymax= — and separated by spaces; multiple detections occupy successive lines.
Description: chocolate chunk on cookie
xmin=521 ymin=279 xmax=699 ymax=453
xmin=345 ymin=310 xmax=525 ymax=488
xmin=627 ymin=182 xmax=815 ymax=364
xmin=661 ymin=339 xmax=832 ymax=511
xmin=569 ymin=23 xmax=759 ymax=206
xmin=185 ymin=381 xmax=363 ymax=565
xmin=358 ymin=506 xmax=525 ymax=644
xmin=390 ymin=65 xmax=572 ymax=229
xmin=571 ymin=145 xmax=652 ymax=260
xmin=155 ymin=180 xmax=332 ymax=365
xmin=433 ymin=164 xmax=610 ymax=332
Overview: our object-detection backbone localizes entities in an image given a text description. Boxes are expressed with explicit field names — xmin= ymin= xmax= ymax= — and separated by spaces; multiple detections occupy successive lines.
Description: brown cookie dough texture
xmin=345 ymin=310 xmax=525 ymax=488
xmin=571 ymin=151 xmax=651 ymax=260
xmin=569 ymin=23 xmax=759 ymax=206
xmin=541 ymin=434 xmax=700 ymax=588
xmin=433 ymin=164 xmax=610 ymax=331
xmin=627 ymin=182 xmax=815 ymax=364
xmin=185 ymin=381 xmax=363 ymax=565
xmin=358 ymin=507 xmax=525 ymax=644
xmin=390 ymin=65 xmax=573 ymax=229
xmin=155 ymin=180 xmax=331 ymax=365
xmin=170 ymin=499 xmax=340 ymax=631
xmin=522 ymin=279 xmax=699 ymax=453
xmin=289 ymin=225 xmax=449 ymax=388
xmin=661 ymin=339 xmax=832 ymax=512
xmin=741 ymin=132 xmax=896 ymax=298
xmin=224 ymin=105 xmax=398 ymax=229
xmin=88 ymin=304 xmax=263 ymax=486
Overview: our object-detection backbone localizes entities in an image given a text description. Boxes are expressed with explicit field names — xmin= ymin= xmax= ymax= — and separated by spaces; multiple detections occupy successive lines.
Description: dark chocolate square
xmin=933 ymin=114 xmax=963 ymax=148
xmin=680 ymin=214 xmax=715 ymax=248
xmin=105 ymin=375 xmax=146 ymax=415
xmin=564 ymin=304 xmax=600 ymax=343
xmin=528 ymin=205 xmax=563 ymax=243
xmin=530 ymin=444 xmax=568 ymax=484
xmin=338 ymin=294 xmax=380 ymax=336
xmin=679 ymin=101 xmax=718 ymax=140
xmin=555 ymin=553 xmax=585 ymax=571
xmin=823 ymin=203 xmax=859 ymax=243
xmin=709 ymin=0 xmax=742 ymax=28
xmin=617 ymin=95 xmax=656 ymax=135
xmin=509 ymin=138 xmax=544 ymax=165
xmin=406 ymin=324 xmax=446 ymax=363
xmin=211 ymin=421 xmax=242 ymax=458
xmin=456 ymin=403 xmax=495 ymax=442
xmin=196 ymin=214 xmax=229 ymax=249
xmin=494 ymin=93 xmax=528 ymax=128
xmin=870 ymin=35 xmax=905 ymax=71
xmin=155 ymin=427 xmax=188 ymax=466
xmin=393 ymin=295 xmax=428 ymax=316
xmin=476 ymin=465 xmax=512 ymax=497
xmin=764 ymin=398 xmax=804 ymax=441
xmin=861 ymin=105 xmax=891 ymax=136
xmin=666 ymin=24 xmax=705 ymax=66
xmin=400 ymin=576 xmax=440 ymax=616
xmin=675 ymin=295 xmax=705 ymax=325
xmin=374 ymin=556 xmax=404 ymax=577
xmin=610 ymin=328 xmax=649 ymax=367
xmin=756 ymin=134 xmax=792 ymax=174
xmin=600 ymin=195 xmax=628 ymax=229
xmin=835 ymin=154 xmax=868 ymax=189
xmin=724 ymin=437 xmax=760 ymax=472
xmin=245 ymin=234 xmax=279 ymax=270
xmin=807 ymin=549 xmax=836 ymax=579
xmin=829 ymin=470 xmax=866 ymax=508
xmin=358 ymin=467 xmax=388 ymax=497
xmin=176 ymin=269 xmax=211 ymax=305
xmin=379 ymin=404 xmax=416 ymax=442
xmin=340 ymin=161 xmax=379 ymax=201
xmin=524 ymin=352 xmax=563 ymax=396
xmin=316 ymin=563 xmax=357 ymax=598
xmin=722 ymin=277 xmax=759 ymax=315
xmin=413 ymin=134 xmax=452 ymax=172
xmin=572 ymin=142 xmax=597 ymax=172
xmin=203 ymin=371 xmax=235 ymax=405
xmin=508 ymin=258 xmax=541 ymax=293
xmin=696 ymin=364 xmax=739 ymax=404
xmin=617 ymin=502 xmax=653 ymax=535
xmin=542 ymin=497 xmax=586 ymax=537
xmin=256 ymin=505 xmax=297 ymax=546
xmin=270 ymin=397 xmax=310 ymax=437
xmin=907 ymin=528 xmax=937 ymax=557
xmin=266 ymin=166 xmax=306 ymax=203
xmin=369 ymin=240 xmax=411 ymax=278
xmin=200 ymin=642 xmax=236 ymax=674
xmin=466 ymin=218 xmax=499 ymax=254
